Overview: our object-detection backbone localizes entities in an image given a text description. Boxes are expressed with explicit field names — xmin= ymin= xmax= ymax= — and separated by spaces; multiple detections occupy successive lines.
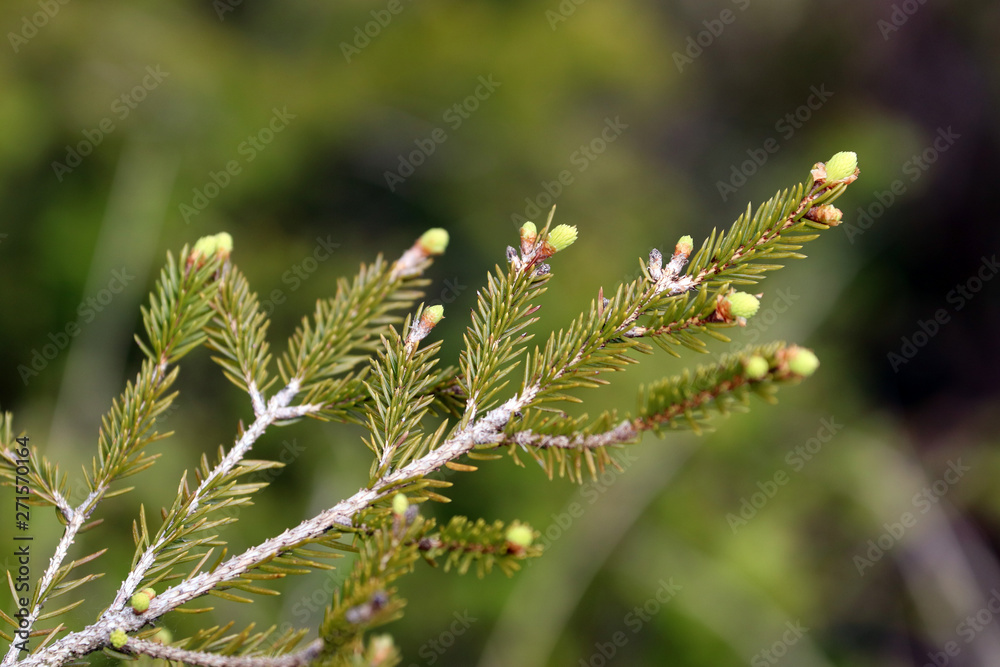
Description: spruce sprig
xmin=205 ymin=264 xmax=275 ymax=395
xmin=4 ymin=153 xmax=858 ymax=667
xmin=362 ymin=314 xmax=445 ymax=482
xmin=278 ymin=231 xmax=446 ymax=405
xmin=457 ymin=265 xmax=549 ymax=424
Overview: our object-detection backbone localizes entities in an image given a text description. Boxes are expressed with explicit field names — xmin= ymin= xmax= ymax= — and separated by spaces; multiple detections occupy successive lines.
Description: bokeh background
xmin=3 ymin=1 xmax=1000 ymax=665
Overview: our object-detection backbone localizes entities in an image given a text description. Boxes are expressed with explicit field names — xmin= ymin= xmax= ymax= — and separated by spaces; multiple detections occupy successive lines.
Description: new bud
xmin=807 ymin=205 xmax=843 ymax=226
xmin=421 ymin=305 xmax=444 ymax=327
xmin=675 ymin=235 xmax=693 ymax=258
xmin=546 ymin=224 xmax=578 ymax=252
xmin=417 ymin=228 xmax=450 ymax=255
xmin=506 ymin=523 xmax=534 ymax=549
xmin=744 ymin=355 xmax=769 ymax=380
xmin=724 ymin=292 xmax=760 ymax=319
xmin=110 ymin=629 xmax=128 ymax=650
xmin=369 ymin=634 xmax=396 ymax=664
xmin=520 ymin=221 xmax=538 ymax=254
xmin=787 ymin=346 xmax=820 ymax=377
xmin=152 ymin=628 xmax=173 ymax=645
xmin=392 ymin=493 xmax=409 ymax=516
xmin=130 ymin=591 xmax=150 ymax=613
xmin=824 ymin=151 xmax=858 ymax=182
xmin=189 ymin=232 xmax=233 ymax=266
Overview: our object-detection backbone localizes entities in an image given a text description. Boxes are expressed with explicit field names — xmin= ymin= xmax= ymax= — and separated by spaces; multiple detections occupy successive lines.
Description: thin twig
xmin=123 ymin=637 xmax=324 ymax=667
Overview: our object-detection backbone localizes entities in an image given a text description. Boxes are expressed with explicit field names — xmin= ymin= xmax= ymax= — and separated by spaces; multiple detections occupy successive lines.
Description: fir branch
xmin=319 ymin=527 xmax=416 ymax=661
xmin=277 ymin=231 xmax=447 ymax=419
xmin=113 ymin=377 xmax=323 ymax=611
xmin=457 ymin=265 xmax=548 ymax=424
xmin=11 ymin=155 xmax=858 ymax=667
xmin=0 ymin=415 xmax=72 ymax=516
xmin=363 ymin=314 xmax=445 ymax=482
xmin=418 ymin=515 xmax=541 ymax=577
xmin=2 ymin=247 xmax=224 ymax=667
xmin=205 ymin=265 xmax=275 ymax=396
xmin=500 ymin=340 xmax=819 ymax=450
xmin=457 ymin=211 xmax=575 ymax=425
xmin=117 ymin=637 xmax=324 ymax=667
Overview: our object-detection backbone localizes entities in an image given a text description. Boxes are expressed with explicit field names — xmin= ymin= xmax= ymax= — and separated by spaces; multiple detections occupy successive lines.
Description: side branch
xmin=122 ymin=637 xmax=324 ymax=667
xmin=110 ymin=378 xmax=321 ymax=610
xmin=11 ymin=390 xmax=528 ymax=667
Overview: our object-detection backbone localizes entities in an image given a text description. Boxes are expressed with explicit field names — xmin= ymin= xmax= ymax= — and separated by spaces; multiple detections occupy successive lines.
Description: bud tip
xmin=418 ymin=228 xmax=450 ymax=255
xmin=725 ymin=292 xmax=760 ymax=319
xmin=546 ymin=224 xmax=578 ymax=252
xmin=130 ymin=592 xmax=150 ymax=613
xmin=110 ymin=629 xmax=128 ymax=650
xmin=423 ymin=305 xmax=444 ymax=325
xmin=787 ymin=347 xmax=820 ymax=377
xmin=824 ymin=151 xmax=858 ymax=182
xmin=744 ymin=355 xmax=769 ymax=380
xmin=506 ymin=523 xmax=534 ymax=549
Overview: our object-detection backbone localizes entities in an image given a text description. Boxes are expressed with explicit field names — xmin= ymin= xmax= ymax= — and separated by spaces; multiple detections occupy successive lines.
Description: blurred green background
xmin=3 ymin=1 xmax=1000 ymax=665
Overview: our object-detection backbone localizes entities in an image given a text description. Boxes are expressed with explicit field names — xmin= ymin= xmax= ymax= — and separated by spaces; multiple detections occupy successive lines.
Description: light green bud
xmin=505 ymin=524 xmax=533 ymax=548
xmin=725 ymin=292 xmax=760 ymax=319
xmin=744 ymin=355 xmax=769 ymax=380
xmin=110 ymin=629 xmax=128 ymax=649
xmin=418 ymin=228 xmax=450 ymax=255
xmin=787 ymin=347 xmax=820 ymax=377
xmin=546 ymin=224 xmax=578 ymax=252
xmin=392 ymin=493 xmax=409 ymax=516
xmin=422 ymin=305 xmax=444 ymax=326
xmin=825 ymin=151 xmax=858 ymax=181
xmin=130 ymin=591 xmax=150 ymax=613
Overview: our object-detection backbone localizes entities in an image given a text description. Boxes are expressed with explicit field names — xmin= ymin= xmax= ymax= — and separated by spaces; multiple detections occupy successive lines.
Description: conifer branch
xmin=499 ymin=341 xmax=820 ymax=452
xmin=112 ymin=377 xmax=321 ymax=611
xmin=118 ymin=637 xmax=324 ymax=667
xmin=278 ymin=229 xmax=448 ymax=421
xmin=3 ymin=245 xmax=226 ymax=667
xmin=9 ymin=153 xmax=858 ymax=667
